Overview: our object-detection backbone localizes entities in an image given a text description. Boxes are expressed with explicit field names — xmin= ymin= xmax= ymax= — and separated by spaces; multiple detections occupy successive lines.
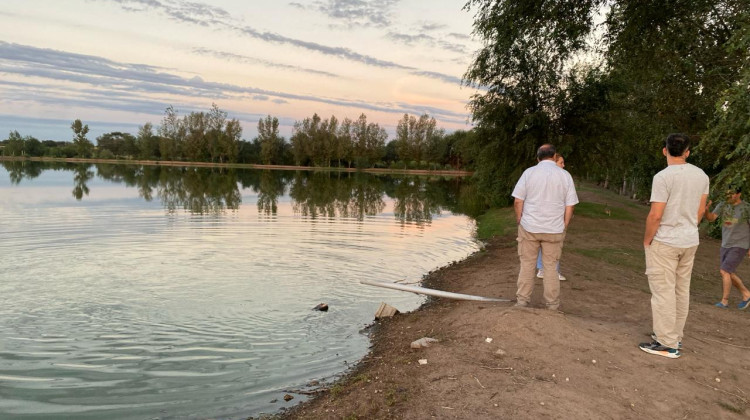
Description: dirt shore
xmin=279 ymin=184 xmax=750 ymax=419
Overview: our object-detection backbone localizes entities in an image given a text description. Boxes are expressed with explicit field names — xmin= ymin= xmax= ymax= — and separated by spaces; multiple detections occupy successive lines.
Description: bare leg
xmin=729 ymin=273 xmax=750 ymax=301
xmin=719 ymin=270 xmax=732 ymax=306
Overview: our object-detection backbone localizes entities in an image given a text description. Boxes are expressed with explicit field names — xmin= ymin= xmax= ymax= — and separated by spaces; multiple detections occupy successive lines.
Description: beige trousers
xmin=645 ymin=240 xmax=698 ymax=349
xmin=516 ymin=225 xmax=565 ymax=308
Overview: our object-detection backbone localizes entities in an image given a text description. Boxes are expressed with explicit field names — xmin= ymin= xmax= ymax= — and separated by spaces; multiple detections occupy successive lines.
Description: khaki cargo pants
xmin=645 ymin=240 xmax=698 ymax=349
xmin=516 ymin=225 xmax=565 ymax=309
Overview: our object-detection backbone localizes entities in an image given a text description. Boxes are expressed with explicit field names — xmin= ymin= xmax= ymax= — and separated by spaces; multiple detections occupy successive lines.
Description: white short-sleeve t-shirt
xmin=650 ymin=163 xmax=709 ymax=248
xmin=511 ymin=160 xmax=579 ymax=234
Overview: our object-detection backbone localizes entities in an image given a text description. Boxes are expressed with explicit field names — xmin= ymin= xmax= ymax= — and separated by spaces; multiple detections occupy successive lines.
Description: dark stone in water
xmin=313 ymin=303 xmax=329 ymax=311
xmin=283 ymin=394 xmax=294 ymax=401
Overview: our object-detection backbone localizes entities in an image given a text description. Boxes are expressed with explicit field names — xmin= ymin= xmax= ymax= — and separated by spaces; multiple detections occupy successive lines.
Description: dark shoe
xmin=738 ymin=298 xmax=750 ymax=310
xmin=715 ymin=302 xmax=729 ymax=308
xmin=639 ymin=341 xmax=681 ymax=359
xmin=650 ymin=333 xmax=682 ymax=349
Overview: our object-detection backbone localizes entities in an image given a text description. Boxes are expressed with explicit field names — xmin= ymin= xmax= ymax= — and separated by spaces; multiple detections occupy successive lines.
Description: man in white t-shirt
xmin=511 ymin=144 xmax=578 ymax=310
xmin=640 ymin=133 xmax=709 ymax=359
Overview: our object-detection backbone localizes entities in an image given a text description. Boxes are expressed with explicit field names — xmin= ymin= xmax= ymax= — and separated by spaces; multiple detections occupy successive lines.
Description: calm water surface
xmin=0 ymin=162 xmax=481 ymax=419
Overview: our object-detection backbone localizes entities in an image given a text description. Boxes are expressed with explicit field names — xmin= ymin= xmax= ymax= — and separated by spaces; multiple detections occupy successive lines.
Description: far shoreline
xmin=0 ymin=156 xmax=474 ymax=177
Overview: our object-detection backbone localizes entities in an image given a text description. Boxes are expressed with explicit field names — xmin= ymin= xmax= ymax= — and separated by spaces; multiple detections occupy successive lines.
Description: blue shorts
xmin=720 ymin=247 xmax=747 ymax=273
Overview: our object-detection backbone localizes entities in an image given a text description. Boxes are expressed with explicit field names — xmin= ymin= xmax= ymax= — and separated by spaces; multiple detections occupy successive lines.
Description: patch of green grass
xmin=576 ymin=185 xmax=643 ymax=209
xmin=329 ymin=383 xmax=344 ymax=398
xmin=476 ymin=207 xmax=516 ymax=240
xmin=570 ymin=247 xmax=644 ymax=271
xmin=575 ymin=201 xmax=635 ymax=221
xmin=352 ymin=374 xmax=369 ymax=384
xmin=384 ymin=386 xmax=407 ymax=406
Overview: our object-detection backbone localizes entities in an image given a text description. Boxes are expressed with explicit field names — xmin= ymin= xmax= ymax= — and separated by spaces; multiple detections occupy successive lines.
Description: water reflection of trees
xmin=1 ymin=161 xmax=96 ymax=201
xmin=2 ymin=162 xmax=479 ymax=221
xmin=289 ymin=172 xmax=386 ymax=220
xmin=2 ymin=160 xmax=64 ymax=184
xmin=389 ymin=177 xmax=443 ymax=226
xmin=97 ymin=165 xmax=241 ymax=214
xmin=72 ymin=165 xmax=94 ymax=200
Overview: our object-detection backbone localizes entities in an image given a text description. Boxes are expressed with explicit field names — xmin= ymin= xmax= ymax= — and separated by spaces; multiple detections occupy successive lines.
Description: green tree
xmin=336 ymin=117 xmax=354 ymax=167
xmin=463 ymin=0 xmax=602 ymax=205
xmin=71 ymin=119 xmax=94 ymax=158
xmin=396 ymin=113 xmax=439 ymax=166
xmin=25 ymin=136 xmax=43 ymax=157
xmin=136 ymin=123 xmax=160 ymax=159
xmin=4 ymin=131 xmax=25 ymax=156
xmin=158 ymin=106 xmax=184 ymax=160
xmin=221 ymin=118 xmax=242 ymax=163
xmin=258 ymin=115 xmax=281 ymax=165
xmin=698 ymin=13 xmax=750 ymax=192
xmin=351 ymin=113 xmax=387 ymax=168
xmin=97 ymin=132 xmax=138 ymax=158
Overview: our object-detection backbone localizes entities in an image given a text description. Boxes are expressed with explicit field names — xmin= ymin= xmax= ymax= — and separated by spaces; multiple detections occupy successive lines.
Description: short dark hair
xmin=730 ymin=185 xmax=742 ymax=193
xmin=537 ymin=144 xmax=556 ymax=160
xmin=664 ymin=133 xmax=690 ymax=157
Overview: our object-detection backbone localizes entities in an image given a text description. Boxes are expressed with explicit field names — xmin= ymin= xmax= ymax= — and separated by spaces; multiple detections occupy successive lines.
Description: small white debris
xmin=592 ymin=360 xmax=597 ymax=364
xmin=485 ymin=337 xmax=493 ymax=343
xmin=715 ymin=378 xmax=721 ymax=383
xmin=565 ymin=377 xmax=569 ymax=382
xmin=494 ymin=404 xmax=498 ymax=407
xmin=411 ymin=337 xmax=439 ymax=349
xmin=552 ymin=374 xmax=556 ymax=378
xmin=418 ymin=359 xmax=428 ymax=365
xmin=540 ymin=402 xmax=545 ymax=406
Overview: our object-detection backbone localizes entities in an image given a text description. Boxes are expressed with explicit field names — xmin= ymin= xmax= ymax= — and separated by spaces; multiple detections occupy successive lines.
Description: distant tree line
xmin=1 ymin=104 xmax=479 ymax=171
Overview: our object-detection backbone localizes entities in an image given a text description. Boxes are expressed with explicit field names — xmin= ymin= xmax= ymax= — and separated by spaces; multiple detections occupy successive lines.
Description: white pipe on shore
xmin=360 ymin=280 xmax=510 ymax=302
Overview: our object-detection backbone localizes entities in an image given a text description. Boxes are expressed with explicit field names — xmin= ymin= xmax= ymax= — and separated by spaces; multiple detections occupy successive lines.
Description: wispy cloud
xmin=0 ymin=42 xmax=468 ymax=122
xmin=100 ymin=0 xmax=465 ymax=87
xmin=409 ymin=71 xmax=463 ymax=86
xmin=192 ymin=48 xmax=342 ymax=78
xmin=292 ymin=0 xmax=401 ymax=29
xmin=102 ymin=0 xmax=411 ymax=70
xmin=386 ymin=31 xmax=469 ymax=55
xmin=419 ymin=22 xmax=448 ymax=32
xmin=448 ymin=32 xmax=471 ymax=41
xmin=107 ymin=0 xmax=231 ymax=26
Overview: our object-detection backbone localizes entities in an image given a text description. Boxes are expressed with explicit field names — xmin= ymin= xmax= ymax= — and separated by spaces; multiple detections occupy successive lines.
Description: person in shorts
xmin=704 ymin=186 xmax=750 ymax=309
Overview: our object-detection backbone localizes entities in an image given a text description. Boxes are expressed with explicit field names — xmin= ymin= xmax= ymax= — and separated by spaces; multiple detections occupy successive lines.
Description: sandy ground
xmin=274 ymin=184 xmax=750 ymax=420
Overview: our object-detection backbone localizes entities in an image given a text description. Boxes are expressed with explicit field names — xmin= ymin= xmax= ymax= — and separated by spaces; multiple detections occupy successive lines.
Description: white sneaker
xmin=536 ymin=270 xmax=544 ymax=279
xmin=558 ymin=273 xmax=567 ymax=281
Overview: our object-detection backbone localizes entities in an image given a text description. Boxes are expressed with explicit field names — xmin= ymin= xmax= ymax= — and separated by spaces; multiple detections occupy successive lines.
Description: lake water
xmin=0 ymin=162 xmax=482 ymax=419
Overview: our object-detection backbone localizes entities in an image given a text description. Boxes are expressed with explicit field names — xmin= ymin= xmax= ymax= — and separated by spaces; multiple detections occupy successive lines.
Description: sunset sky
xmin=0 ymin=0 xmax=481 ymax=142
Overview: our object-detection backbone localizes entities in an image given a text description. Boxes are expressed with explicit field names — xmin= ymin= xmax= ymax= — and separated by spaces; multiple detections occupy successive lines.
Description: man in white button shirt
xmin=511 ymin=144 xmax=579 ymax=310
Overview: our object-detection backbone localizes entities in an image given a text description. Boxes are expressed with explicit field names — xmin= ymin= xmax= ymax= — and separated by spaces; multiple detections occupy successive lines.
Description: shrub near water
xmin=475 ymin=207 xmax=516 ymax=240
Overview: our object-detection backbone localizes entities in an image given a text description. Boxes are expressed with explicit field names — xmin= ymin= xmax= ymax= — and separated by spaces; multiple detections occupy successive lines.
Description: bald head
xmin=537 ymin=144 xmax=556 ymax=161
